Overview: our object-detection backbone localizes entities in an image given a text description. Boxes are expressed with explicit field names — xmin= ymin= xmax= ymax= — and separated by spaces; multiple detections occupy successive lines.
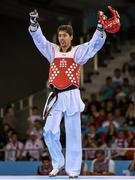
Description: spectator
xmin=128 ymin=69 xmax=135 ymax=87
xmin=6 ymin=128 xmax=15 ymax=143
xmin=28 ymin=106 xmax=42 ymax=130
xmin=5 ymin=132 xmax=24 ymax=161
xmin=22 ymin=131 xmax=44 ymax=161
xmin=123 ymin=122 xmax=134 ymax=144
xmin=81 ymin=160 xmax=89 ymax=175
xmin=102 ymin=123 xmax=117 ymax=145
xmin=90 ymin=150 xmax=115 ymax=175
xmin=37 ymin=152 xmax=52 ymax=175
xmin=99 ymin=76 xmax=115 ymax=101
xmin=3 ymin=105 xmax=17 ymax=130
xmin=88 ymin=93 xmax=101 ymax=112
xmin=125 ymin=102 xmax=135 ymax=127
xmin=100 ymin=135 xmax=116 ymax=158
xmin=126 ymin=137 xmax=135 ymax=160
xmin=87 ymin=124 xmax=101 ymax=142
xmin=128 ymin=152 xmax=135 ymax=175
xmin=112 ymin=68 xmax=123 ymax=87
xmin=104 ymin=99 xmax=114 ymax=113
xmin=122 ymin=62 xmax=130 ymax=79
xmin=3 ymin=123 xmax=11 ymax=136
xmin=129 ymin=86 xmax=135 ymax=105
xmin=37 ymin=151 xmax=66 ymax=175
xmin=97 ymin=108 xmax=107 ymax=127
xmin=102 ymin=112 xmax=119 ymax=128
xmin=89 ymin=105 xmax=100 ymax=128
xmin=0 ymin=123 xmax=12 ymax=146
xmin=83 ymin=136 xmax=97 ymax=160
xmin=122 ymin=78 xmax=131 ymax=97
xmin=115 ymin=95 xmax=129 ymax=116
xmin=30 ymin=119 xmax=43 ymax=140
xmin=114 ymin=108 xmax=125 ymax=126
xmin=112 ymin=131 xmax=128 ymax=160
xmin=115 ymin=85 xmax=126 ymax=104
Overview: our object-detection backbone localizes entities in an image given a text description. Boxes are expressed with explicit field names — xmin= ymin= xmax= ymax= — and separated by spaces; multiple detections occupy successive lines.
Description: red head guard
xmin=98 ymin=6 xmax=120 ymax=33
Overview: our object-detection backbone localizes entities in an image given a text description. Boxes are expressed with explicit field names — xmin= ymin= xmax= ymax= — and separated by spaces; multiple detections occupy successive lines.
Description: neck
xmin=60 ymin=45 xmax=72 ymax=52
xmin=62 ymin=48 xmax=68 ymax=52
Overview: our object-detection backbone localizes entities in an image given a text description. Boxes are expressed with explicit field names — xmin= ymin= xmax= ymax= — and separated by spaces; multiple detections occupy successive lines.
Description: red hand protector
xmin=98 ymin=6 xmax=120 ymax=33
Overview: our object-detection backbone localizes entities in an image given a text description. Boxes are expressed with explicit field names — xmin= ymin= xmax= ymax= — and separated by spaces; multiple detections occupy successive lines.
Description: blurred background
xmin=0 ymin=0 xmax=135 ymax=176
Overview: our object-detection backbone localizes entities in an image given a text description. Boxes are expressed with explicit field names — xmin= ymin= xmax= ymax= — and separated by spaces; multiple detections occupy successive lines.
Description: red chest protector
xmin=48 ymin=46 xmax=80 ymax=90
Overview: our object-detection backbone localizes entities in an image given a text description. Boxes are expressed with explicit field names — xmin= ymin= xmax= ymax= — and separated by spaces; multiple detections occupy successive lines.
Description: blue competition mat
xmin=0 ymin=176 xmax=135 ymax=180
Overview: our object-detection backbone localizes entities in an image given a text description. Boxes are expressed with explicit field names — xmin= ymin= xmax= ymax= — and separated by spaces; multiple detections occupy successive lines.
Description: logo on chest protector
xmin=60 ymin=59 xmax=67 ymax=67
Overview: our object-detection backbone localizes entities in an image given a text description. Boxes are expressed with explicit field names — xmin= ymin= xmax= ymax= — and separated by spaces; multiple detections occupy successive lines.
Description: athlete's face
xmin=58 ymin=31 xmax=73 ymax=49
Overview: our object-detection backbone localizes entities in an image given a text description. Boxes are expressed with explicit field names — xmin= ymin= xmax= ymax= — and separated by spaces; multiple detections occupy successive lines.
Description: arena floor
xmin=0 ymin=176 xmax=135 ymax=180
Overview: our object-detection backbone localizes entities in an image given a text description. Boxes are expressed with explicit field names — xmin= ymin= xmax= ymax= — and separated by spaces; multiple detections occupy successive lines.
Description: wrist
xmin=97 ymin=23 xmax=104 ymax=31
xmin=29 ymin=23 xmax=39 ymax=32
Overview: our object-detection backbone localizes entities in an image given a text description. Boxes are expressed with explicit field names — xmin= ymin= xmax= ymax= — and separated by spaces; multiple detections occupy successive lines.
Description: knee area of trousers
xmin=43 ymin=130 xmax=52 ymax=143
xmin=43 ymin=130 xmax=60 ymax=144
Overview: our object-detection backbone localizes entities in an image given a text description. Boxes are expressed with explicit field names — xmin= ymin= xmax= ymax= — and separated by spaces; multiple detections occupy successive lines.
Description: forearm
xmin=88 ymin=29 xmax=106 ymax=55
xmin=29 ymin=25 xmax=45 ymax=42
xmin=29 ymin=26 xmax=55 ymax=63
xmin=74 ymin=29 xmax=106 ymax=65
xmin=28 ymin=10 xmax=55 ymax=62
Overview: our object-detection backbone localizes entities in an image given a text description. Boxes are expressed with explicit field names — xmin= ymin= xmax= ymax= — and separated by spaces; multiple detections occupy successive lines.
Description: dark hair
xmin=41 ymin=155 xmax=50 ymax=161
xmin=57 ymin=25 xmax=73 ymax=36
xmin=11 ymin=131 xmax=17 ymax=136
xmin=5 ymin=104 xmax=13 ymax=114
xmin=106 ymin=76 xmax=112 ymax=80
xmin=95 ymin=149 xmax=105 ymax=156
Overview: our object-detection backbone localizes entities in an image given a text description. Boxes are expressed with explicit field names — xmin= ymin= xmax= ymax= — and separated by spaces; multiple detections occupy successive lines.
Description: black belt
xmin=50 ymin=85 xmax=78 ymax=94
xmin=43 ymin=85 xmax=78 ymax=121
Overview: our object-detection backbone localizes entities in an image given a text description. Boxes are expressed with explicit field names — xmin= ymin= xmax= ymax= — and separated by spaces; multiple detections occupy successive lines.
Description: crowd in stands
xmin=0 ymin=106 xmax=44 ymax=161
xmin=80 ymin=58 xmax=135 ymax=160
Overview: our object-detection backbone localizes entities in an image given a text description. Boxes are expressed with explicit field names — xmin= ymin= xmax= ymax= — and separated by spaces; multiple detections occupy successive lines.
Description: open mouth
xmin=60 ymin=40 xmax=66 ymax=46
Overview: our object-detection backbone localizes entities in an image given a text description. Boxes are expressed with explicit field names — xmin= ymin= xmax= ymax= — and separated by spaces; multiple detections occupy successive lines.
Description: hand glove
xmin=29 ymin=9 xmax=39 ymax=31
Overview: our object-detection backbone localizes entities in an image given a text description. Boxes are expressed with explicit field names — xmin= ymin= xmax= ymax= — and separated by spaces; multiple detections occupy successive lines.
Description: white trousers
xmin=43 ymin=108 xmax=82 ymax=175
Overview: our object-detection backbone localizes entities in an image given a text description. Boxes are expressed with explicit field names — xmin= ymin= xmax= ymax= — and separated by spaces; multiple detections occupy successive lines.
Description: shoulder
xmin=52 ymin=44 xmax=59 ymax=51
xmin=5 ymin=143 xmax=12 ymax=149
xmin=71 ymin=45 xmax=80 ymax=55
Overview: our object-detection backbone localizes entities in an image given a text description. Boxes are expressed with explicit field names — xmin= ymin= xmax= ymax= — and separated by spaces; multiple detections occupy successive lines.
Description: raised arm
xmin=28 ymin=10 xmax=55 ymax=63
xmin=75 ymin=6 xmax=121 ymax=65
xmin=74 ymin=28 xmax=106 ymax=65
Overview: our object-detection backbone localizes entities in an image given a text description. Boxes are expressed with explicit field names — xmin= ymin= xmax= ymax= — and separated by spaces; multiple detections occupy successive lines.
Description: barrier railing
xmin=0 ymin=148 xmax=134 ymax=161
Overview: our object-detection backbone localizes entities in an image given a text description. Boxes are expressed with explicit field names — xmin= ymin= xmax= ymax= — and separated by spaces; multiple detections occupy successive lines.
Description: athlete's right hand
xmin=29 ymin=9 xmax=39 ymax=26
